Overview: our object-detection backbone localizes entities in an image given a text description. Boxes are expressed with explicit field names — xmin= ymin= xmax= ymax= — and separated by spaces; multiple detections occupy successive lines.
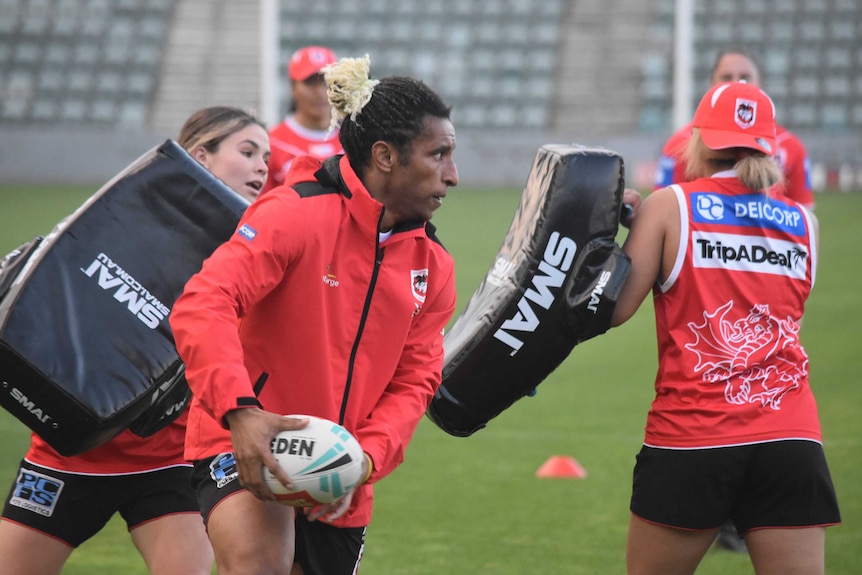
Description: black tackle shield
xmin=0 ymin=140 xmax=248 ymax=455
xmin=426 ymin=144 xmax=631 ymax=437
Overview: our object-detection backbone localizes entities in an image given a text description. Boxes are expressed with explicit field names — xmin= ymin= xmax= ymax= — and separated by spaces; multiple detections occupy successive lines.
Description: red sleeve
xmin=776 ymin=131 xmax=815 ymax=209
xmin=169 ymin=194 xmax=296 ymax=426
xmin=355 ymin=261 xmax=456 ymax=482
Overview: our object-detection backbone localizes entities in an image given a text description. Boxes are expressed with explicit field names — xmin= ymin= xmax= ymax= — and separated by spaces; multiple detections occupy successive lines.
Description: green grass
xmin=0 ymin=185 xmax=860 ymax=574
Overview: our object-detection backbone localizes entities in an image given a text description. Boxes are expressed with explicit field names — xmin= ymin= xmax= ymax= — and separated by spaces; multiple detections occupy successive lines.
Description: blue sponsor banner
xmin=691 ymin=192 xmax=806 ymax=236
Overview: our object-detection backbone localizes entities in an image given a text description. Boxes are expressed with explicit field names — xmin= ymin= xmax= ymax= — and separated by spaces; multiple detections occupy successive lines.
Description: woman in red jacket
xmin=614 ymin=82 xmax=840 ymax=575
xmin=170 ymin=55 xmax=459 ymax=575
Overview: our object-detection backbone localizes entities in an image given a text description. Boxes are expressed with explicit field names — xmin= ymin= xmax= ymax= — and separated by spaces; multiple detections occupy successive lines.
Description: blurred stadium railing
xmin=0 ymin=0 xmax=859 ymax=190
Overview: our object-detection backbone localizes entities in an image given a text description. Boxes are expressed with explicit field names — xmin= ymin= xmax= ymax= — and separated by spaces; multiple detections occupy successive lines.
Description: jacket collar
xmin=316 ymin=155 xmax=431 ymax=238
xmin=315 ymin=155 xmax=352 ymax=198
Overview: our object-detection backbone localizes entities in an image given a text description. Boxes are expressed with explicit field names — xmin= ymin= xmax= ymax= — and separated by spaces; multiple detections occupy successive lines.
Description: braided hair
xmin=323 ymin=54 xmax=451 ymax=171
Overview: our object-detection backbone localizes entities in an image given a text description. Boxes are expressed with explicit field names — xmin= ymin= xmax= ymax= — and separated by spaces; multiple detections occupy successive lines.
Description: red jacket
xmin=170 ymin=155 xmax=456 ymax=526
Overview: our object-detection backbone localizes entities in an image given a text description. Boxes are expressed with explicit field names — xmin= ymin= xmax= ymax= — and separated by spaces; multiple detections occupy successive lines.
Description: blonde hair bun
xmin=323 ymin=54 xmax=379 ymax=133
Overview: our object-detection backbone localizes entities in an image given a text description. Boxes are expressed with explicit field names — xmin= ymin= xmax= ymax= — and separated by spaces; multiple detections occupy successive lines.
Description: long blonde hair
xmin=684 ymin=128 xmax=782 ymax=192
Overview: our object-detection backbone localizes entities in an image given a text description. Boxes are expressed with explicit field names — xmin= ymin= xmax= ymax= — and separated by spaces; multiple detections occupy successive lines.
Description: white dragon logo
xmin=684 ymin=301 xmax=807 ymax=410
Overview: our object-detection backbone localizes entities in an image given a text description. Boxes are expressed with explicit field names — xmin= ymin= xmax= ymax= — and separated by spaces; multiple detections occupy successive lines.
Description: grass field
xmin=0 ymin=184 xmax=860 ymax=574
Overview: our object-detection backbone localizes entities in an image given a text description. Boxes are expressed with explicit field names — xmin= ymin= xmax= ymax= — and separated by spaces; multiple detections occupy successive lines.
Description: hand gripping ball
xmin=263 ymin=415 xmax=365 ymax=507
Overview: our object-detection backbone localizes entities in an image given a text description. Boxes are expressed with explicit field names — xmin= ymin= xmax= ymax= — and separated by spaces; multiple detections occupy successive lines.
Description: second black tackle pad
xmin=0 ymin=140 xmax=249 ymax=455
xmin=426 ymin=144 xmax=631 ymax=437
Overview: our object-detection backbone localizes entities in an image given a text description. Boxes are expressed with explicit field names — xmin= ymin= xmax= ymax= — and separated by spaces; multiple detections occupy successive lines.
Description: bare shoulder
xmin=646 ymin=185 xmax=677 ymax=204
xmin=632 ymin=185 xmax=678 ymax=230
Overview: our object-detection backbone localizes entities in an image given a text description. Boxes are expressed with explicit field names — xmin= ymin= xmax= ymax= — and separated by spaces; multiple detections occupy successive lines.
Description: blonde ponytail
xmin=684 ymin=128 xmax=783 ymax=193
xmin=735 ymin=155 xmax=783 ymax=192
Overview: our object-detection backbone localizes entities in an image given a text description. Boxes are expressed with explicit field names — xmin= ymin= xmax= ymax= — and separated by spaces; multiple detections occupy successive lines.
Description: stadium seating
xmin=279 ymin=0 xmax=566 ymax=130
xmin=0 ymin=0 xmax=858 ymax=189
xmin=0 ymin=0 xmax=173 ymax=126
xmin=639 ymin=0 xmax=862 ymax=135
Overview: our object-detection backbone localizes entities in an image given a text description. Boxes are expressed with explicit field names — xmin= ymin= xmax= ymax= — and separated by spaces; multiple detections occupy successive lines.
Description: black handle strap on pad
xmin=426 ymin=144 xmax=631 ymax=437
xmin=0 ymin=140 xmax=248 ymax=455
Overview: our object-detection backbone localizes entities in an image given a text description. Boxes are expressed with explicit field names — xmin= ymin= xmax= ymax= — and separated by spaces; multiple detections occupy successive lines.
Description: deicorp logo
xmin=695 ymin=194 xmax=725 ymax=221
xmin=692 ymin=193 xmax=805 ymax=236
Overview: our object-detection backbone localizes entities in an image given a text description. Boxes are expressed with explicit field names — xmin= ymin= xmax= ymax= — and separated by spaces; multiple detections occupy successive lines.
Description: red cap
xmin=288 ymin=46 xmax=337 ymax=81
xmin=692 ymin=82 xmax=777 ymax=156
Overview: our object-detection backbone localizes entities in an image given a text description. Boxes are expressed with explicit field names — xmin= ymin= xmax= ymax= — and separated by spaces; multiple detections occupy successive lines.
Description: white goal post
xmin=259 ymin=0 xmax=280 ymax=128
xmin=672 ymin=0 xmax=694 ymax=131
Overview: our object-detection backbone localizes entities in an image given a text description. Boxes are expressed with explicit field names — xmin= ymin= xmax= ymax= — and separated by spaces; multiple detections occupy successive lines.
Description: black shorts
xmin=192 ymin=454 xmax=366 ymax=575
xmin=294 ymin=512 xmax=365 ymax=575
xmin=630 ymin=440 xmax=841 ymax=534
xmin=1 ymin=460 xmax=199 ymax=547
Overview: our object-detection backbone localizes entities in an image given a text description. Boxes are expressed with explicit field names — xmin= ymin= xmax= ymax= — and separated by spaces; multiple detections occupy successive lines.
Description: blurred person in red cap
xmin=611 ymin=81 xmax=840 ymax=575
xmin=262 ymin=45 xmax=343 ymax=195
xmin=654 ymin=47 xmax=815 ymax=210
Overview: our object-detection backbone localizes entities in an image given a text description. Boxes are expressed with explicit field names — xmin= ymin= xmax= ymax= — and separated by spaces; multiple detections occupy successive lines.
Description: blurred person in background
xmin=0 ymin=106 xmax=269 ymax=575
xmin=262 ymin=45 xmax=343 ymax=195
xmin=614 ymin=82 xmax=840 ymax=575
xmin=654 ymin=46 xmax=815 ymax=211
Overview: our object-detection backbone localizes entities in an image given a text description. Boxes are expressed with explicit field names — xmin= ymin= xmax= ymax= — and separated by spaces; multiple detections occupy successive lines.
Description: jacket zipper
xmin=339 ymin=233 xmax=385 ymax=425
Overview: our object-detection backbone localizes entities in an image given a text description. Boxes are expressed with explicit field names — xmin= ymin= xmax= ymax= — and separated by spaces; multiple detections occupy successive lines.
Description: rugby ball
xmin=263 ymin=415 xmax=365 ymax=507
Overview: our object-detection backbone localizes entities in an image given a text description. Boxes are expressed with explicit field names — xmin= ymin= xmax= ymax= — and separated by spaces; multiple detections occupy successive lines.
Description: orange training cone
xmin=535 ymin=455 xmax=587 ymax=479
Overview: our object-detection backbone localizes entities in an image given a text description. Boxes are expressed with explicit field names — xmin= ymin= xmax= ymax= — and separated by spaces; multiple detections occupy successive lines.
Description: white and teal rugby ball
xmin=264 ymin=415 xmax=365 ymax=507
